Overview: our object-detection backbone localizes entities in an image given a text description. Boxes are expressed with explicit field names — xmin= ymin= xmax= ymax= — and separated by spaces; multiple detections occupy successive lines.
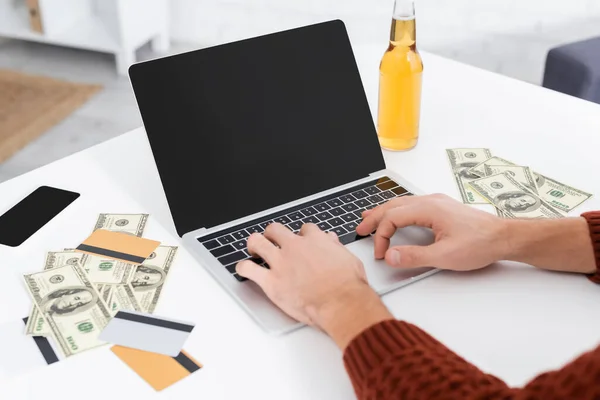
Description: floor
xmin=0 ymin=39 xmax=196 ymax=183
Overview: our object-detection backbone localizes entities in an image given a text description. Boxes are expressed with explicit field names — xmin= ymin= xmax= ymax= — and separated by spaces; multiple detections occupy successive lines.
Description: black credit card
xmin=0 ymin=186 xmax=80 ymax=247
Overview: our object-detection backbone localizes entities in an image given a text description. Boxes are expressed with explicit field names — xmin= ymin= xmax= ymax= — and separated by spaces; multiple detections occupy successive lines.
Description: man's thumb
xmin=385 ymin=245 xmax=436 ymax=268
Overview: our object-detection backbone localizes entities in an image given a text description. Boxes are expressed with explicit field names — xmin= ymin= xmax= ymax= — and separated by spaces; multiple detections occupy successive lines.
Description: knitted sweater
xmin=343 ymin=212 xmax=600 ymax=399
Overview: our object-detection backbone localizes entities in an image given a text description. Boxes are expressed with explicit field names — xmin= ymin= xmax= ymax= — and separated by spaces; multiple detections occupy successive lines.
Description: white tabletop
xmin=1 ymin=48 xmax=600 ymax=399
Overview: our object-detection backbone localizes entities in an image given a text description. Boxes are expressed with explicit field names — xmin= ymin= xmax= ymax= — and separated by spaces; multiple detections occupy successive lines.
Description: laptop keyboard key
xmin=246 ymin=225 xmax=263 ymax=234
xmin=232 ymin=240 xmax=247 ymax=250
xmin=317 ymin=221 xmax=332 ymax=231
xmin=211 ymin=244 xmax=235 ymax=258
xmin=343 ymin=222 xmax=359 ymax=232
xmin=354 ymin=199 xmax=370 ymax=208
xmin=288 ymin=212 xmax=304 ymax=221
xmin=225 ymin=264 xmax=238 ymax=274
xmin=217 ymin=235 xmax=235 ymax=245
xmin=364 ymin=186 xmax=381 ymax=195
xmin=339 ymin=194 xmax=356 ymax=203
xmin=341 ymin=203 xmax=358 ymax=212
xmin=331 ymin=226 xmax=348 ymax=236
xmin=315 ymin=211 xmax=333 ymax=221
xmin=288 ymin=221 xmax=303 ymax=231
xmin=354 ymin=210 xmax=364 ymax=218
xmin=329 ymin=207 xmax=344 ymax=216
xmin=341 ymin=213 xmax=357 ymax=222
xmin=274 ymin=216 xmax=291 ymax=225
xmin=218 ymin=251 xmax=247 ymax=266
xmin=380 ymin=190 xmax=396 ymax=199
xmin=302 ymin=216 xmax=319 ymax=224
xmin=329 ymin=217 xmax=344 ymax=227
xmin=392 ymin=186 xmax=409 ymax=196
xmin=233 ymin=274 xmax=247 ymax=282
xmin=301 ymin=206 xmax=318 ymax=216
xmin=326 ymin=198 xmax=343 ymax=207
xmin=201 ymin=239 xmax=220 ymax=250
xmin=314 ymin=203 xmax=331 ymax=212
xmin=232 ymin=230 xmax=249 ymax=240
xmin=351 ymin=189 xmax=369 ymax=199
xmin=260 ymin=221 xmax=274 ymax=229
xmin=367 ymin=194 xmax=384 ymax=203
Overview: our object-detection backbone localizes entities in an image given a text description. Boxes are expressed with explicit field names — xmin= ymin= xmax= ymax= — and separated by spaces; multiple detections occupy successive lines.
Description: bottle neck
xmin=390 ymin=0 xmax=416 ymax=48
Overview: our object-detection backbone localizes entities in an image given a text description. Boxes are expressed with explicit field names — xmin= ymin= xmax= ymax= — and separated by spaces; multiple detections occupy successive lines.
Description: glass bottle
xmin=377 ymin=0 xmax=423 ymax=151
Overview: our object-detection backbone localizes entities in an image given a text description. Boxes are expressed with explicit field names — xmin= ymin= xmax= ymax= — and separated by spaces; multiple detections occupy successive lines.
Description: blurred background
xmin=1 ymin=0 xmax=599 ymax=183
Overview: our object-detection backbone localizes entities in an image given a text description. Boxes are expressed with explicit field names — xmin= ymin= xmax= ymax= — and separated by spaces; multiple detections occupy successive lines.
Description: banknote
xmin=25 ymin=251 xmax=88 ymax=336
xmin=446 ymin=148 xmax=492 ymax=204
xmin=131 ymin=246 xmax=178 ymax=313
xmin=23 ymin=264 xmax=112 ymax=357
xmin=108 ymin=284 xmax=142 ymax=315
xmin=468 ymin=156 xmax=516 ymax=177
xmin=483 ymin=165 xmax=538 ymax=194
xmin=469 ymin=173 xmax=564 ymax=219
xmin=81 ymin=255 xmax=135 ymax=285
xmin=93 ymin=214 xmax=148 ymax=237
xmin=533 ymin=172 xmax=593 ymax=213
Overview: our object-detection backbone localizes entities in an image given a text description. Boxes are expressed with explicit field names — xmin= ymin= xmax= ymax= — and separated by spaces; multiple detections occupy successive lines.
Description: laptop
xmin=129 ymin=20 xmax=438 ymax=335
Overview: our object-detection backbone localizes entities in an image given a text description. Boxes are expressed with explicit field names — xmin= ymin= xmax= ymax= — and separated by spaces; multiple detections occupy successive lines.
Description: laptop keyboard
xmin=198 ymin=176 xmax=412 ymax=282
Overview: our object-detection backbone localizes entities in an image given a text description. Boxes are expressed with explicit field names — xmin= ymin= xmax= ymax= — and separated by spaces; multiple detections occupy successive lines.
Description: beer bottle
xmin=377 ymin=0 xmax=423 ymax=151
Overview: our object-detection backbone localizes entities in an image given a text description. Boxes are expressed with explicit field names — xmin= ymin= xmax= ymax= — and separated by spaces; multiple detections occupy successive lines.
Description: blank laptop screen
xmin=129 ymin=20 xmax=385 ymax=236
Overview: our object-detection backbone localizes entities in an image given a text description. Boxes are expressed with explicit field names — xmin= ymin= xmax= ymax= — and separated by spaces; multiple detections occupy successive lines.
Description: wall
xmin=169 ymin=0 xmax=600 ymax=84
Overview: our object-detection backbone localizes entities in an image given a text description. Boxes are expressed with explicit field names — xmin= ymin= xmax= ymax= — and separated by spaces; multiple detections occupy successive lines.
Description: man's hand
xmin=236 ymin=223 xmax=393 ymax=349
xmin=356 ymin=194 xmax=509 ymax=271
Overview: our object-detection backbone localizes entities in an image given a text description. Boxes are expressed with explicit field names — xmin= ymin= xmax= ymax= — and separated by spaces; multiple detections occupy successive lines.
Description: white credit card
xmin=99 ymin=311 xmax=194 ymax=356
xmin=0 ymin=318 xmax=62 ymax=378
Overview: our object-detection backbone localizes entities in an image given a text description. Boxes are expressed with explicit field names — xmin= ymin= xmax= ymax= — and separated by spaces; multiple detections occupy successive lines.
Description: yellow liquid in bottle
xmin=377 ymin=17 xmax=423 ymax=151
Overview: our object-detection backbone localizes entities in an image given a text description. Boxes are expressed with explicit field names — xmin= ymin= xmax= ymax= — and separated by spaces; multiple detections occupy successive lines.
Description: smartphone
xmin=0 ymin=186 xmax=80 ymax=247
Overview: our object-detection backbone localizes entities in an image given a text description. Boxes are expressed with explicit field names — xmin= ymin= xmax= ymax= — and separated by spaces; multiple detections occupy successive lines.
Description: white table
xmin=1 ymin=48 xmax=600 ymax=399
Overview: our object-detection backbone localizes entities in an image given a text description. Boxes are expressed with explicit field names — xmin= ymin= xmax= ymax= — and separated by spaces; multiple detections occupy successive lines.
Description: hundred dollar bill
xmin=23 ymin=264 xmax=112 ymax=357
xmin=108 ymin=284 xmax=142 ymax=315
xmin=25 ymin=251 xmax=88 ymax=336
xmin=131 ymin=246 xmax=178 ymax=313
xmin=82 ymin=255 xmax=135 ymax=285
xmin=468 ymin=156 xmax=516 ymax=177
xmin=533 ymin=172 xmax=592 ymax=213
xmin=93 ymin=214 xmax=148 ymax=237
xmin=469 ymin=173 xmax=564 ymax=219
xmin=446 ymin=148 xmax=492 ymax=204
xmin=484 ymin=165 xmax=538 ymax=194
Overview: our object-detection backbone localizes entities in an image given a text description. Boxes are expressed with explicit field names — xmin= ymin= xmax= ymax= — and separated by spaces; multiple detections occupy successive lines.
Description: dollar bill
xmin=25 ymin=251 xmax=88 ymax=336
xmin=533 ymin=172 xmax=592 ymax=213
xmin=446 ymin=148 xmax=492 ymax=204
xmin=23 ymin=264 xmax=112 ymax=357
xmin=81 ymin=255 xmax=135 ymax=285
xmin=468 ymin=156 xmax=516 ymax=177
xmin=469 ymin=173 xmax=564 ymax=219
xmin=108 ymin=284 xmax=142 ymax=315
xmin=484 ymin=165 xmax=538 ymax=194
xmin=131 ymin=246 xmax=178 ymax=313
xmin=93 ymin=214 xmax=148 ymax=237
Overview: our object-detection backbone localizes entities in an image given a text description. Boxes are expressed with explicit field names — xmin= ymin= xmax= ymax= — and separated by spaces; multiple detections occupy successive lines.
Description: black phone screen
xmin=0 ymin=186 xmax=80 ymax=247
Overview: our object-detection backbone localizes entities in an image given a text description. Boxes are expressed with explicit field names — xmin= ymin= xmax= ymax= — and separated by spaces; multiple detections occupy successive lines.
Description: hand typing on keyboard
xmin=236 ymin=222 xmax=393 ymax=348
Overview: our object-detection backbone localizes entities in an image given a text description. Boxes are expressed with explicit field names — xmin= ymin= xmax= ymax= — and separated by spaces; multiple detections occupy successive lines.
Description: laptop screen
xmin=130 ymin=20 xmax=385 ymax=236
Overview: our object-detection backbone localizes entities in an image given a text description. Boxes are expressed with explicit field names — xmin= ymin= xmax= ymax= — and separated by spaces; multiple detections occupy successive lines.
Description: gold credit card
xmin=76 ymin=229 xmax=160 ymax=264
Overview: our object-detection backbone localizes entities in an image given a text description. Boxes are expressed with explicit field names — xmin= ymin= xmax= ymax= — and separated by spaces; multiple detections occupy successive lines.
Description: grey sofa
xmin=543 ymin=37 xmax=600 ymax=104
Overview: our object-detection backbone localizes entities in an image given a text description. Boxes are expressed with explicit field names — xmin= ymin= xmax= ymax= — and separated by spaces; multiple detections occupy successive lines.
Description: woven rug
xmin=0 ymin=70 xmax=101 ymax=163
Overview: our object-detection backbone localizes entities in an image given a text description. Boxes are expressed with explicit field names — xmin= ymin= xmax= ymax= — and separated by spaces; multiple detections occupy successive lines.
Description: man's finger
xmin=371 ymin=204 xmax=435 ymax=259
xmin=264 ymin=222 xmax=296 ymax=247
xmin=236 ymin=260 xmax=270 ymax=287
xmin=299 ymin=223 xmax=321 ymax=237
xmin=385 ymin=243 xmax=443 ymax=269
xmin=247 ymin=233 xmax=280 ymax=264
xmin=356 ymin=195 xmax=419 ymax=235
xmin=327 ymin=231 xmax=340 ymax=243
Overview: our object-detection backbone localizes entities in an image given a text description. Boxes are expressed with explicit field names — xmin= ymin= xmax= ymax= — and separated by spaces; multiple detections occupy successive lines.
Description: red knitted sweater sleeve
xmin=343 ymin=213 xmax=600 ymax=399
xmin=343 ymin=321 xmax=600 ymax=399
